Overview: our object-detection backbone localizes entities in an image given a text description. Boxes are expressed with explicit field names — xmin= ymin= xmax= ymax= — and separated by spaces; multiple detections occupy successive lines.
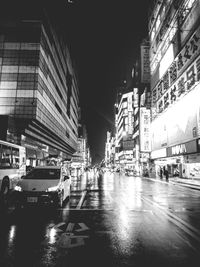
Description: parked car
xmin=13 ymin=166 xmax=71 ymax=207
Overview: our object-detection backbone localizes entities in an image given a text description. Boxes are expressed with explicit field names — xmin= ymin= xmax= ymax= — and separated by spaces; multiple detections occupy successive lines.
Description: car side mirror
xmin=64 ymin=175 xmax=70 ymax=181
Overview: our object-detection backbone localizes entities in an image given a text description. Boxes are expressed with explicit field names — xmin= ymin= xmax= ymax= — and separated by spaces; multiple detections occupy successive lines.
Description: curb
xmin=147 ymin=177 xmax=200 ymax=191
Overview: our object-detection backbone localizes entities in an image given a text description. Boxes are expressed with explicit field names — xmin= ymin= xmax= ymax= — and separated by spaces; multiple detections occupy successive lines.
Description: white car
xmin=13 ymin=166 xmax=71 ymax=207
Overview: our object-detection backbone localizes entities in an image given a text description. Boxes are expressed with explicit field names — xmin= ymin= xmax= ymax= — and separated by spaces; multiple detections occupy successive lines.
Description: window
xmin=0 ymin=145 xmax=12 ymax=169
xmin=12 ymin=147 xmax=20 ymax=169
xmin=24 ymin=168 xmax=60 ymax=180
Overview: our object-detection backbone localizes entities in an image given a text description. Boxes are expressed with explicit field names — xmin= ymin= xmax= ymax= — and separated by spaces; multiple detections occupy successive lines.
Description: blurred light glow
xmin=48 ymin=228 xmax=57 ymax=244
xmin=9 ymin=225 xmax=16 ymax=243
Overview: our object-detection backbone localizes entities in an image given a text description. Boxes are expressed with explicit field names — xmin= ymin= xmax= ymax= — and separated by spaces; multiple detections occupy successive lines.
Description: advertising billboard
xmin=151 ymin=83 xmax=200 ymax=151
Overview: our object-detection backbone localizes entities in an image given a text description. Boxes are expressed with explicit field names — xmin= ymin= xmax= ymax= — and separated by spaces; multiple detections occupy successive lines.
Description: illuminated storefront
xmin=151 ymin=82 xmax=200 ymax=178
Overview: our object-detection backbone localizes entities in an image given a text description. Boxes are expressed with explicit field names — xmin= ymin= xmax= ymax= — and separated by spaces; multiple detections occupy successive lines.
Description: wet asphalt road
xmin=0 ymin=171 xmax=200 ymax=267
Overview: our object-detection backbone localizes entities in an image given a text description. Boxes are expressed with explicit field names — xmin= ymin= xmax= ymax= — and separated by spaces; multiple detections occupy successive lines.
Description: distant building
xmin=149 ymin=0 xmax=200 ymax=178
xmin=0 ymin=6 xmax=80 ymax=167
xmin=71 ymin=124 xmax=91 ymax=176
xmin=105 ymin=131 xmax=115 ymax=168
xmin=115 ymin=91 xmax=134 ymax=171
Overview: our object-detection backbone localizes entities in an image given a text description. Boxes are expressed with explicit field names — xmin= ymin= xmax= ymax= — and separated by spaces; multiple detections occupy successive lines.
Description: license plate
xmin=27 ymin=197 xmax=38 ymax=203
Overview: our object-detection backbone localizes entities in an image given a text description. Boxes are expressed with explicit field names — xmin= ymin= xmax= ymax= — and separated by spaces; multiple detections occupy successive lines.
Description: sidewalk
xmin=149 ymin=176 xmax=200 ymax=191
xmin=169 ymin=177 xmax=200 ymax=190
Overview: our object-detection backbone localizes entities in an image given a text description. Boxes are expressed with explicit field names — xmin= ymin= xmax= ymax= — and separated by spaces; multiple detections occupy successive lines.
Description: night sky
xmin=3 ymin=0 xmax=154 ymax=164
xmin=60 ymin=0 xmax=153 ymax=164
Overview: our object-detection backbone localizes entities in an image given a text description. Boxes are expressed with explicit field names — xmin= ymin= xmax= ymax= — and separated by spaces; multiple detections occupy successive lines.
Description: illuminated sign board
xmin=141 ymin=45 xmax=150 ymax=83
xmin=128 ymin=111 xmax=133 ymax=134
xmin=152 ymin=24 xmax=200 ymax=112
xmin=133 ymin=88 xmax=139 ymax=107
xmin=140 ymin=108 xmax=151 ymax=152
xmin=156 ymin=54 xmax=200 ymax=113
xmin=167 ymin=140 xmax=197 ymax=156
xmin=127 ymin=94 xmax=133 ymax=111
xmin=151 ymin=148 xmax=166 ymax=159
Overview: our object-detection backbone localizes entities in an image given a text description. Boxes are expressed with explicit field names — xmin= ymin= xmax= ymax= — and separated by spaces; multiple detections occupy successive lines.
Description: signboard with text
xmin=141 ymin=45 xmax=150 ymax=83
xmin=151 ymin=24 xmax=200 ymax=115
xmin=140 ymin=108 xmax=151 ymax=152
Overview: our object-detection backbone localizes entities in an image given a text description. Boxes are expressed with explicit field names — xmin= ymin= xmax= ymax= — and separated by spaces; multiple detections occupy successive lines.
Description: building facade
xmin=105 ymin=131 xmax=115 ymax=168
xmin=115 ymin=91 xmax=134 ymax=171
xmin=0 ymin=8 xmax=80 ymax=167
xmin=149 ymin=0 xmax=200 ymax=178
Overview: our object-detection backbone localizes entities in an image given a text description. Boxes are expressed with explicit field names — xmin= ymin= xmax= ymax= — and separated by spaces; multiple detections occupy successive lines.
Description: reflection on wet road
xmin=0 ymin=171 xmax=200 ymax=267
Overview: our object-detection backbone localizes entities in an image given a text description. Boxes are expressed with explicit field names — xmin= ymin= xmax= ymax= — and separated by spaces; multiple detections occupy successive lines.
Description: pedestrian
xmin=163 ymin=166 xmax=169 ymax=181
xmin=160 ymin=167 xmax=163 ymax=179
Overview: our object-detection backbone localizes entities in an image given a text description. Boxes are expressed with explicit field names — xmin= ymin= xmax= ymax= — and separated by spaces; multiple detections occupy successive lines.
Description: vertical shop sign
xmin=140 ymin=108 xmax=151 ymax=152
xmin=127 ymin=93 xmax=133 ymax=111
xmin=128 ymin=111 xmax=133 ymax=134
xmin=141 ymin=45 xmax=150 ymax=83
xmin=133 ymin=88 xmax=139 ymax=107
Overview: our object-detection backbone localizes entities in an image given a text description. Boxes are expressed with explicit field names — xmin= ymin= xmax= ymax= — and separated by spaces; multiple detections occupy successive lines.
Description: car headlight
xmin=46 ymin=185 xmax=59 ymax=192
xmin=14 ymin=185 xmax=22 ymax=192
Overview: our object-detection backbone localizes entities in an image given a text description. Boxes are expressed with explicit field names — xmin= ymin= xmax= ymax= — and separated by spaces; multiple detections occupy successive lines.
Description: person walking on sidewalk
xmin=163 ymin=166 xmax=169 ymax=181
xmin=159 ymin=167 xmax=163 ymax=179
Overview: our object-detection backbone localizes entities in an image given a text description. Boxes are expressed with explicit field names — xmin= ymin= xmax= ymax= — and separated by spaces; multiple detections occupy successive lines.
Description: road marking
xmin=76 ymin=190 xmax=87 ymax=209
xmin=58 ymin=233 xmax=89 ymax=248
xmin=141 ymin=196 xmax=200 ymax=244
xmin=76 ymin=223 xmax=89 ymax=232
xmin=66 ymin=222 xmax=74 ymax=232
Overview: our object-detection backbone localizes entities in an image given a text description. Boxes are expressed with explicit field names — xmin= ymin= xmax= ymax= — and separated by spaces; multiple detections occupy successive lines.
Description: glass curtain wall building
xmin=0 ymin=6 xmax=80 ymax=166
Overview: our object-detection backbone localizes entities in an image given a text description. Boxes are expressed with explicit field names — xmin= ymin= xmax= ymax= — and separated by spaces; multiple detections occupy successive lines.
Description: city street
xmin=0 ymin=171 xmax=200 ymax=267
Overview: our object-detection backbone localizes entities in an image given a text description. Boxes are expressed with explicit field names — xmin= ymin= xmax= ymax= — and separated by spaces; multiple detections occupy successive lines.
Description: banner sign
xmin=152 ymin=24 xmax=200 ymax=111
xmin=156 ymin=53 xmax=200 ymax=113
xmin=167 ymin=140 xmax=197 ymax=156
xmin=141 ymin=45 xmax=150 ymax=83
xmin=140 ymin=108 xmax=151 ymax=152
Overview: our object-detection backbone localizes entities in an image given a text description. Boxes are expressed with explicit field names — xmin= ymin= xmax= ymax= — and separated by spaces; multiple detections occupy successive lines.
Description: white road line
xmin=76 ymin=190 xmax=87 ymax=209
xmin=66 ymin=222 xmax=74 ymax=232
xmin=141 ymin=196 xmax=200 ymax=244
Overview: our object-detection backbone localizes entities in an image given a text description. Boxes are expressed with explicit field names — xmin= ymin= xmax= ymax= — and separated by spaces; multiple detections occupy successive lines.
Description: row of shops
xmin=151 ymin=139 xmax=200 ymax=179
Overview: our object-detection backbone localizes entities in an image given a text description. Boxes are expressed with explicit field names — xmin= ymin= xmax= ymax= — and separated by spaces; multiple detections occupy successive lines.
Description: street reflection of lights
xmin=48 ymin=228 xmax=57 ymax=244
xmin=9 ymin=225 xmax=16 ymax=243
xmin=118 ymin=205 xmax=129 ymax=239
xmin=135 ymin=177 xmax=142 ymax=190
xmin=124 ymin=178 xmax=142 ymax=209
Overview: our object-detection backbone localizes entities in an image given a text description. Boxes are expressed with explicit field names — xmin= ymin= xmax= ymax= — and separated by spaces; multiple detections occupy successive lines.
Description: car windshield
xmin=24 ymin=169 xmax=60 ymax=180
